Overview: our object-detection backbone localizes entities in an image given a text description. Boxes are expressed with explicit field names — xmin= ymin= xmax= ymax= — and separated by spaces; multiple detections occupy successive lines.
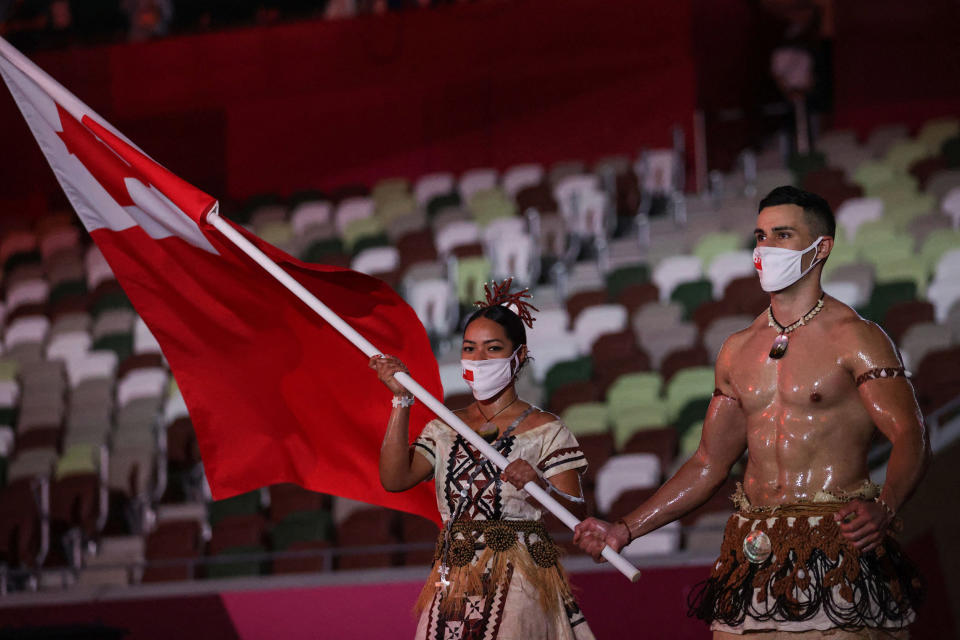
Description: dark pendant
xmin=769 ymin=334 xmax=789 ymax=359
xmin=478 ymin=423 xmax=498 ymax=443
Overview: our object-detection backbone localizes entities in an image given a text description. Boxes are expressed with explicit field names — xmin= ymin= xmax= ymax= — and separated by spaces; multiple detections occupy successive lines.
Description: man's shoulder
xmin=722 ymin=312 xmax=768 ymax=349
xmin=824 ymin=297 xmax=899 ymax=359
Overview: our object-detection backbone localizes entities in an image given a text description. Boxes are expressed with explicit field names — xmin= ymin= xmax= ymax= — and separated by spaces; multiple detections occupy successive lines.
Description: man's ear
xmin=817 ymin=236 xmax=834 ymax=261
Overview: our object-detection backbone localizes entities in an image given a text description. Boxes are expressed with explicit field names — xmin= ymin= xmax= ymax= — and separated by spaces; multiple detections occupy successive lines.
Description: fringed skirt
xmin=414 ymin=519 xmax=594 ymax=640
xmin=688 ymin=502 xmax=924 ymax=634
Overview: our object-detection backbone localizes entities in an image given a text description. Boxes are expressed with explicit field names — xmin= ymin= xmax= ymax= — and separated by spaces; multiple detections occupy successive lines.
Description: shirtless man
xmin=574 ymin=186 xmax=929 ymax=638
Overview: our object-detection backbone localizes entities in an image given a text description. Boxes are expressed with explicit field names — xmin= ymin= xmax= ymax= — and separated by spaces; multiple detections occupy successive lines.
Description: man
xmin=574 ymin=186 xmax=928 ymax=638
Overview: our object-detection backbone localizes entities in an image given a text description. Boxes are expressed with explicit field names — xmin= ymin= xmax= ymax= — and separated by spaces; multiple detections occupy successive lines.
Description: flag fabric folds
xmin=0 ymin=37 xmax=444 ymax=524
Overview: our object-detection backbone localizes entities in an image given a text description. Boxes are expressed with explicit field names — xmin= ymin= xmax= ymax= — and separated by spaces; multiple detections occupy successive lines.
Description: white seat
xmin=0 ymin=426 xmax=14 ymax=456
xmin=434 ymin=220 xmax=481 ymax=256
xmin=350 ymin=246 xmax=400 ymax=276
xmin=636 ymin=149 xmax=680 ymax=195
xmin=501 ymin=164 xmax=544 ymax=198
xmin=594 ymin=453 xmax=661 ymax=514
xmin=900 ymin=323 xmax=952 ymax=371
xmin=458 ymin=168 xmax=498 ymax=202
xmin=163 ymin=388 xmax=189 ymax=426
xmin=823 ymin=280 xmax=867 ymax=308
xmin=45 ymin=331 xmax=92 ymax=363
xmin=6 ymin=279 xmax=50 ymax=310
xmin=702 ymin=315 xmax=753 ymax=361
xmin=85 ymin=246 xmax=115 ymax=291
xmin=639 ymin=323 xmax=699 ymax=369
xmin=928 ymin=278 xmax=960 ymax=323
xmin=836 ymin=198 xmax=884 ymax=241
xmin=707 ymin=250 xmax=755 ymax=298
xmin=92 ymin=309 xmax=136 ymax=341
xmin=407 ymin=278 xmax=457 ymax=337
xmin=133 ymin=317 xmax=162 ymax=355
xmin=572 ymin=304 xmax=628 ymax=355
xmin=652 ymin=255 xmax=703 ymax=301
xmin=0 ymin=380 xmax=20 ymax=408
xmin=621 ymin=521 xmax=681 ymax=556
xmin=116 ymin=368 xmax=168 ymax=408
xmin=934 ymin=248 xmax=960 ymax=282
xmin=941 ymin=187 xmax=960 ymax=230
xmin=290 ymin=201 xmax=333 ymax=235
xmin=554 ymin=174 xmax=600 ymax=225
xmin=527 ymin=339 xmax=579 ymax=382
xmin=65 ymin=350 xmax=118 ymax=388
xmin=333 ymin=197 xmax=375 ymax=235
xmin=414 ymin=172 xmax=456 ymax=206
xmin=4 ymin=316 xmax=50 ymax=350
xmin=482 ymin=217 xmax=527 ymax=247
xmin=489 ymin=233 xmax=536 ymax=286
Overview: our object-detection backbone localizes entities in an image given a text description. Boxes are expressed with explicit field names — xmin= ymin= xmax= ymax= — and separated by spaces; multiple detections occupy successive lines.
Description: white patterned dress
xmin=411 ymin=417 xmax=595 ymax=640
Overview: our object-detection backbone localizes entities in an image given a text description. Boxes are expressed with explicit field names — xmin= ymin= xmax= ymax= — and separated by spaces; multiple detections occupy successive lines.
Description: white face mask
xmin=462 ymin=347 xmax=522 ymax=401
xmin=753 ymin=236 xmax=824 ymax=292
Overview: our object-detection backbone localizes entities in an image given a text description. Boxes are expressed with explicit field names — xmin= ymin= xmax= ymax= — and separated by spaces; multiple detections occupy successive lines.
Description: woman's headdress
xmin=474 ymin=278 xmax=539 ymax=329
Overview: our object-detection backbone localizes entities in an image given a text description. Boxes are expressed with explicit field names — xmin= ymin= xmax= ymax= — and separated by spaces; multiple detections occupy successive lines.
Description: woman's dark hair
xmin=463 ymin=305 xmax=527 ymax=350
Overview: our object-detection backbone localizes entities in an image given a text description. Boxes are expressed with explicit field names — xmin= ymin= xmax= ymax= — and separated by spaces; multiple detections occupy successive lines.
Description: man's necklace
xmin=476 ymin=396 xmax=519 ymax=442
xmin=766 ymin=293 xmax=826 ymax=359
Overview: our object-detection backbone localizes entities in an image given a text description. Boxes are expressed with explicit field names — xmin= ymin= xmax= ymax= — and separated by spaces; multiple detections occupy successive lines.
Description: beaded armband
xmin=713 ymin=388 xmax=739 ymax=403
xmin=855 ymin=367 xmax=910 ymax=387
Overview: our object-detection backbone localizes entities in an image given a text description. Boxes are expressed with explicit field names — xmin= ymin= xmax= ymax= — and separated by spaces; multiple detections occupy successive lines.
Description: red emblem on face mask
xmin=463 ymin=369 xmax=474 ymax=382
xmin=754 ymin=254 xmax=762 ymax=270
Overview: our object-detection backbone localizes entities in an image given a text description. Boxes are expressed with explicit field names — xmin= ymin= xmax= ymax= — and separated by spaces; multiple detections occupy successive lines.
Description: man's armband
xmin=855 ymin=367 xmax=910 ymax=387
xmin=713 ymin=388 xmax=739 ymax=404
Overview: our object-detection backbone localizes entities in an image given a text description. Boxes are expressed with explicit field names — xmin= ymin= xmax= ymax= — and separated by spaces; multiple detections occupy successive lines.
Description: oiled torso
xmin=727 ymin=307 xmax=876 ymax=506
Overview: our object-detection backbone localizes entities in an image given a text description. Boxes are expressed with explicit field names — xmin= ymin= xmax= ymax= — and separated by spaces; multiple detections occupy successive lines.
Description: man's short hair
xmin=758 ymin=186 xmax=836 ymax=238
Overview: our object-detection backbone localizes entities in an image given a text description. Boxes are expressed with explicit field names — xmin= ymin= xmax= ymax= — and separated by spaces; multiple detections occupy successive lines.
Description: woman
xmin=370 ymin=280 xmax=595 ymax=640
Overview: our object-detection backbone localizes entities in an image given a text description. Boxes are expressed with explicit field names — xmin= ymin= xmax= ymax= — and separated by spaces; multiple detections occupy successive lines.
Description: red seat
xmin=722 ymin=276 xmax=767 ymax=317
xmin=576 ymin=433 xmax=614 ymax=487
xmin=621 ymin=427 xmax=678 ymax=473
xmin=208 ymin=514 xmax=266 ymax=555
xmin=399 ymin=513 xmax=440 ymax=566
xmin=616 ymin=282 xmax=660 ymax=315
xmin=268 ymin=484 xmax=331 ymax=523
xmin=272 ymin=539 xmax=332 ymax=574
xmin=0 ymin=480 xmax=42 ymax=568
xmin=50 ymin=474 xmax=100 ymax=538
xmin=549 ymin=380 xmax=601 ymax=414
xmin=143 ymin=519 xmax=204 ymax=582
xmin=336 ymin=508 xmax=399 ymax=570
xmin=659 ymin=346 xmax=710 ymax=385
xmin=607 ymin=487 xmax=658 ymax=521
xmin=566 ymin=290 xmax=609 ymax=328
xmin=883 ymin=300 xmax=935 ymax=344
xmin=594 ymin=356 xmax=653 ymax=397
xmin=914 ymin=346 xmax=960 ymax=414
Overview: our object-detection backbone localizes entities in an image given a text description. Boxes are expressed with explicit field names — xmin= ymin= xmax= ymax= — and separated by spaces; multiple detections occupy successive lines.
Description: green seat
xmin=3 ymin=250 xmax=42 ymax=273
xmin=942 ymin=135 xmax=960 ymax=168
xmin=679 ymin=421 xmax=704 ymax=459
xmin=665 ymin=366 xmax=715 ymax=421
xmin=670 ymin=280 xmax=713 ymax=320
xmin=884 ymin=139 xmax=931 ymax=174
xmin=919 ymin=230 xmax=960 ymax=272
xmin=544 ymin=358 xmax=593 ymax=405
xmin=917 ymin=118 xmax=960 ymax=154
xmin=208 ymin=491 xmax=262 ymax=527
xmin=821 ymin=242 xmax=859 ymax=280
xmin=692 ymin=232 xmax=743 ymax=270
xmin=864 ymin=174 xmax=918 ymax=199
xmin=91 ymin=290 xmax=133 ymax=316
xmin=788 ymin=151 xmax=826 ymax=183
xmin=256 ymin=221 xmax=294 ymax=247
xmin=0 ymin=359 xmax=19 ymax=382
xmin=56 ymin=444 xmax=99 ymax=480
xmin=853 ymin=161 xmax=895 ymax=193
xmin=376 ymin=194 xmax=417 ymax=224
xmin=302 ymin=237 xmax=345 ymax=263
xmin=560 ymin=403 xmax=610 ymax=437
xmin=605 ymin=264 xmax=650 ymax=300
xmin=205 ymin=545 xmax=265 ymax=579
xmin=49 ymin=279 xmax=87 ymax=305
xmin=371 ymin=177 xmax=410 ymax=205
xmin=469 ymin=188 xmax=517 ymax=227
xmin=859 ymin=281 xmax=917 ymax=323
xmin=611 ymin=404 xmax=671 ymax=449
xmin=92 ymin=333 xmax=133 ymax=363
xmin=351 ymin=232 xmax=390 ymax=256
xmin=342 ymin=217 xmax=384 ymax=251
xmin=427 ymin=192 xmax=462 ymax=219
xmin=873 ymin=258 xmax=929 ymax=295
xmin=454 ymin=256 xmax=492 ymax=305
xmin=271 ymin=510 xmax=334 ymax=550
xmin=0 ymin=407 xmax=17 ymax=426
xmin=674 ymin=397 xmax=711 ymax=436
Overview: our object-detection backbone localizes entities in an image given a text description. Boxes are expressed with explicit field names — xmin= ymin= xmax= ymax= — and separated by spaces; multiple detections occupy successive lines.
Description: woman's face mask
xmin=753 ymin=236 xmax=824 ymax=292
xmin=462 ymin=346 xmax=522 ymax=401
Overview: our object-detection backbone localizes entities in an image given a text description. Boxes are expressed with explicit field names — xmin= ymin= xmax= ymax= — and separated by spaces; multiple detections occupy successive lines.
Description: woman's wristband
xmin=391 ymin=394 xmax=415 ymax=408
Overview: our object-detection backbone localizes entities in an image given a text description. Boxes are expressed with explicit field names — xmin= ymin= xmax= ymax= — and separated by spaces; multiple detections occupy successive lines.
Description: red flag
xmin=0 ymin=37 xmax=443 ymax=524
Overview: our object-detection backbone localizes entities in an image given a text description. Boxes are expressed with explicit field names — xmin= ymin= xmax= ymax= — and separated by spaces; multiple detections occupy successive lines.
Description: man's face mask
xmin=461 ymin=346 xmax=522 ymax=401
xmin=753 ymin=236 xmax=824 ymax=292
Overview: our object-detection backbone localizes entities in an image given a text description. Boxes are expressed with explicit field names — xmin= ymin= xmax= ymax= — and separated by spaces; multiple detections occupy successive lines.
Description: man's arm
xmin=834 ymin=319 xmax=931 ymax=551
xmin=573 ymin=336 xmax=748 ymax=558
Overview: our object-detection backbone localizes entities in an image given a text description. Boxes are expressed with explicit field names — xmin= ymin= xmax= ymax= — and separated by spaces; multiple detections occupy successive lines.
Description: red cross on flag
xmin=0 ymin=37 xmax=443 ymax=524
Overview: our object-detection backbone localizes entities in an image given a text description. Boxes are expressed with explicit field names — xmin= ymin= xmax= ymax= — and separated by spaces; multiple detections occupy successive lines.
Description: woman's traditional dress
xmin=411 ymin=414 xmax=595 ymax=640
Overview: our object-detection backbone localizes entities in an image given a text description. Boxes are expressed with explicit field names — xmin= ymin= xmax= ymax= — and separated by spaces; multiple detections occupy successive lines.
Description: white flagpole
xmin=207 ymin=211 xmax=641 ymax=582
